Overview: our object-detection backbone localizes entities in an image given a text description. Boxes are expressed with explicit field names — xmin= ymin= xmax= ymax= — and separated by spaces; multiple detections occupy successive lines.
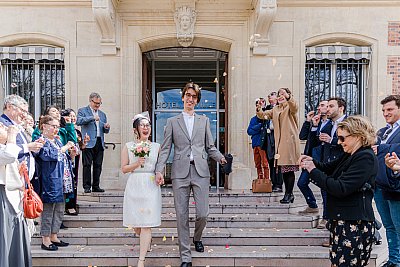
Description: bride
xmin=121 ymin=112 xmax=164 ymax=267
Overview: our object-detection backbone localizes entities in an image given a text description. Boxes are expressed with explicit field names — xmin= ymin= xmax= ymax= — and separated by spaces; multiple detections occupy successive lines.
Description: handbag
xmin=252 ymin=178 xmax=272 ymax=193
xmin=20 ymin=163 xmax=43 ymax=219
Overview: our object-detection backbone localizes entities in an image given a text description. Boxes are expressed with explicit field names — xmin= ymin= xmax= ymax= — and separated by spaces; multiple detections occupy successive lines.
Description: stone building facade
xmin=0 ymin=0 xmax=399 ymax=190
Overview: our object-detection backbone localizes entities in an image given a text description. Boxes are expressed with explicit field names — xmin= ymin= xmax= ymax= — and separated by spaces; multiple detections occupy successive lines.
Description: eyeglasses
xmin=382 ymin=127 xmax=394 ymax=141
xmin=11 ymin=104 xmax=28 ymax=115
xmin=139 ymin=124 xmax=151 ymax=128
xmin=45 ymin=123 xmax=60 ymax=129
xmin=337 ymin=134 xmax=350 ymax=143
xmin=91 ymin=100 xmax=102 ymax=105
xmin=184 ymin=93 xmax=198 ymax=100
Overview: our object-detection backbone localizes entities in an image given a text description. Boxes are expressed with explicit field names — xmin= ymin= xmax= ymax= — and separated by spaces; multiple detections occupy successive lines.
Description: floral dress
xmin=329 ymin=220 xmax=375 ymax=267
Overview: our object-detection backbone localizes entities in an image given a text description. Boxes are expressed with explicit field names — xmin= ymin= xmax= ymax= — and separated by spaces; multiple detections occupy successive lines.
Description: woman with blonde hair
xmin=257 ymin=87 xmax=301 ymax=203
xmin=299 ymin=115 xmax=378 ymax=267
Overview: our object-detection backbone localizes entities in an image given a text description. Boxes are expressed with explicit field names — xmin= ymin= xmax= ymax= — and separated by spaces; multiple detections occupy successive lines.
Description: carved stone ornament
xmin=92 ymin=0 xmax=117 ymax=55
xmin=250 ymin=0 xmax=277 ymax=55
xmin=174 ymin=6 xmax=197 ymax=47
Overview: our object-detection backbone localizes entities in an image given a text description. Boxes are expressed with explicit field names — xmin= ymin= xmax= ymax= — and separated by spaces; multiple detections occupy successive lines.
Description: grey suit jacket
xmin=76 ymin=106 xmax=109 ymax=149
xmin=155 ymin=113 xmax=223 ymax=179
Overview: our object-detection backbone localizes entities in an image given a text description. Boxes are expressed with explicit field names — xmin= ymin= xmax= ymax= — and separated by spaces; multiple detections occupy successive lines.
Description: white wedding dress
xmin=123 ymin=141 xmax=162 ymax=227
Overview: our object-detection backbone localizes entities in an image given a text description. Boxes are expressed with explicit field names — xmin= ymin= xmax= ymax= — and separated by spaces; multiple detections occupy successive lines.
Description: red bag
xmin=20 ymin=163 xmax=43 ymax=219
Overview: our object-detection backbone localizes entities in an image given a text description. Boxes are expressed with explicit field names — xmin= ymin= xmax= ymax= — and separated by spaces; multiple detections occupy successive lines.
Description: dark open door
xmin=142 ymin=54 xmax=153 ymax=137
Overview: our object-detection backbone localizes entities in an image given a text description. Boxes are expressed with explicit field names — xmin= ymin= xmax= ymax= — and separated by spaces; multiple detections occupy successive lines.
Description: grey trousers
xmin=40 ymin=202 xmax=65 ymax=236
xmin=0 ymin=185 xmax=32 ymax=267
xmin=172 ymin=165 xmax=209 ymax=262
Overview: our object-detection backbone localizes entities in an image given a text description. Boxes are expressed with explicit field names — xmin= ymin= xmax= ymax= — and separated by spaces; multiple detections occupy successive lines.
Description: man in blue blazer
xmin=374 ymin=95 xmax=400 ymax=267
xmin=308 ymin=97 xmax=346 ymax=230
xmin=0 ymin=95 xmax=43 ymax=179
xmin=77 ymin=92 xmax=110 ymax=193
xmin=297 ymin=100 xmax=329 ymax=215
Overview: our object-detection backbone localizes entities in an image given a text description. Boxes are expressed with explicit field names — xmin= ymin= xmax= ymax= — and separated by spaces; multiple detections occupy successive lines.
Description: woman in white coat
xmin=0 ymin=123 xmax=32 ymax=267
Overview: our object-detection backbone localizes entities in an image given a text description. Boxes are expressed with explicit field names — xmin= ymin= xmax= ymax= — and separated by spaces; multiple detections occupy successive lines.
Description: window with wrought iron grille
xmin=0 ymin=46 xmax=65 ymax=120
xmin=305 ymin=46 xmax=371 ymax=116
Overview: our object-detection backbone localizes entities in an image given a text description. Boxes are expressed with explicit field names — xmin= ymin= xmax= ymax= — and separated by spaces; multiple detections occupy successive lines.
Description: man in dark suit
xmin=374 ymin=95 xmax=400 ymax=267
xmin=297 ymin=100 xmax=329 ymax=215
xmin=264 ymin=91 xmax=283 ymax=192
xmin=309 ymin=97 xmax=346 ymax=230
xmin=77 ymin=92 xmax=110 ymax=193
xmin=0 ymin=95 xmax=43 ymax=179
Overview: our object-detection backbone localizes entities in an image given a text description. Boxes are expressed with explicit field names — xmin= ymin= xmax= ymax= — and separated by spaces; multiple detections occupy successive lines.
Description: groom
xmin=155 ymin=82 xmax=226 ymax=267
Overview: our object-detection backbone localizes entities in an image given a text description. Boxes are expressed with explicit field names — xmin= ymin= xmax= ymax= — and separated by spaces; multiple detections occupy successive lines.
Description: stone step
xmin=76 ymin=201 xmax=308 ymax=215
xmin=31 ymin=244 xmax=377 ymax=267
xmin=62 ymin=213 xmax=320 ymax=229
xmin=78 ymin=189 xmax=323 ymax=204
xmin=31 ymin=227 xmax=329 ymax=246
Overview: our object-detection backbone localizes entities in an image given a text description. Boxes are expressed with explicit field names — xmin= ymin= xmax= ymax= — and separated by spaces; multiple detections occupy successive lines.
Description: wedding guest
xmin=32 ymin=105 xmax=77 ymax=145
xmin=77 ymin=92 xmax=110 ymax=193
xmin=121 ymin=112 xmax=163 ymax=267
xmin=36 ymin=115 xmax=75 ymax=251
xmin=257 ymin=88 xmax=301 ymax=204
xmin=247 ymin=98 xmax=269 ymax=180
xmin=299 ymin=115 xmax=378 ymax=267
xmin=264 ymin=91 xmax=283 ymax=192
xmin=0 ymin=123 xmax=32 ymax=267
xmin=61 ymin=108 xmax=89 ymax=216
xmin=21 ymin=113 xmax=35 ymax=142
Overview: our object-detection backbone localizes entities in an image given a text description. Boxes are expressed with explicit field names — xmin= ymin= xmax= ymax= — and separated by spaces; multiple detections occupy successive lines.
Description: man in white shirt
xmin=155 ymin=83 xmax=226 ymax=267
xmin=0 ymin=95 xmax=43 ymax=180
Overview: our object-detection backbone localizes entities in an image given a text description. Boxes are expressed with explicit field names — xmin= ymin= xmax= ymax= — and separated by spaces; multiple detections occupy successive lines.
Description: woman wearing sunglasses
xmin=299 ymin=115 xmax=378 ymax=267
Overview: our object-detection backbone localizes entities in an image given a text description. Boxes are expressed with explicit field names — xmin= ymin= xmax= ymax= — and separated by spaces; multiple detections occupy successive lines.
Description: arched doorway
xmin=142 ymin=47 xmax=228 ymax=188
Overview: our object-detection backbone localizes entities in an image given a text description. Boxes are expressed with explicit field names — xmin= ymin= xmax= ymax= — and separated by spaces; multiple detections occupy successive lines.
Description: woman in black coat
xmin=299 ymin=115 xmax=378 ymax=267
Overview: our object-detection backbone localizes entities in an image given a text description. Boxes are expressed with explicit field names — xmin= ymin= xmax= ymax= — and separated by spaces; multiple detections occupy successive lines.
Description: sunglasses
xmin=337 ymin=134 xmax=350 ymax=142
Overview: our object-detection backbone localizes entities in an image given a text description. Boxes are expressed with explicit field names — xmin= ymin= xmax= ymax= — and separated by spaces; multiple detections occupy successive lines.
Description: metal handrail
xmin=104 ymin=142 xmax=116 ymax=150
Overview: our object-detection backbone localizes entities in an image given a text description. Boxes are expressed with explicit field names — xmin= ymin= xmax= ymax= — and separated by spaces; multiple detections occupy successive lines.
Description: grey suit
xmin=156 ymin=113 xmax=223 ymax=262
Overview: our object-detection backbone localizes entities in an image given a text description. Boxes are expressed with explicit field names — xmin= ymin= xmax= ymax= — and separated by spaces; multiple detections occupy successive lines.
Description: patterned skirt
xmin=328 ymin=220 xmax=375 ymax=267
xmin=279 ymin=165 xmax=299 ymax=174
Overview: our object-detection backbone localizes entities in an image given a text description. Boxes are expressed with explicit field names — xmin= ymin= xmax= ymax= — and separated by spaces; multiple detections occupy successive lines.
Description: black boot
xmin=280 ymin=193 xmax=294 ymax=204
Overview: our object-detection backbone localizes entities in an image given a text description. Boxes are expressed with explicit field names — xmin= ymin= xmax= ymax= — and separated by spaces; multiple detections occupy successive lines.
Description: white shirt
xmin=380 ymin=119 xmax=400 ymax=144
xmin=330 ymin=114 xmax=346 ymax=142
xmin=91 ymin=108 xmax=100 ymax=137
xmin=182 ymin=111 xmax=195 ymax=160
xmin=0 ymin=143 xmax=24 ymax=215
xmin=10 ymin=118 xmax=35 ymax=179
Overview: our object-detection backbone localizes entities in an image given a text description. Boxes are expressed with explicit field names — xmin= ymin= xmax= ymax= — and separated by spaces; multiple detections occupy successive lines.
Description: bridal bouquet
xmin=131 ymin=141 xmax=151 ymax=168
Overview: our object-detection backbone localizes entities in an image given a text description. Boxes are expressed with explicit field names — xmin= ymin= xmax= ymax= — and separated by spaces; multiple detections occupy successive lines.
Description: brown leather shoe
xmin=298 ymin=207 xmax=319 ymax=215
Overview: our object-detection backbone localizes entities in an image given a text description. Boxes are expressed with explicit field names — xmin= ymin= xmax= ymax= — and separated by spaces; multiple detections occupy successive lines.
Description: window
xmin=305 ymin=46 xmax=371 ymax=115
xmin=0 ymin=46 xmax=65 ymax=120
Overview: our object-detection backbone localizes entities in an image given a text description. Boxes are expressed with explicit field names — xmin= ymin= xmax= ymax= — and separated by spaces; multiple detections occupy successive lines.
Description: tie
xmin=382 ymin=127 xmax=393 ymax=141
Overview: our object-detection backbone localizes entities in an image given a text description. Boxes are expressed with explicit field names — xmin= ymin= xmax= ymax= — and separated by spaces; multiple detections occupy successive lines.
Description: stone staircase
xmin=31 ymin=189 xmax=378 ymax=267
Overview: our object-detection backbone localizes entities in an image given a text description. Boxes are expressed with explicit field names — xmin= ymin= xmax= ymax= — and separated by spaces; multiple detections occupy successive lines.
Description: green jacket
xmin=32 ymin=123 xmax=77 ymax=145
